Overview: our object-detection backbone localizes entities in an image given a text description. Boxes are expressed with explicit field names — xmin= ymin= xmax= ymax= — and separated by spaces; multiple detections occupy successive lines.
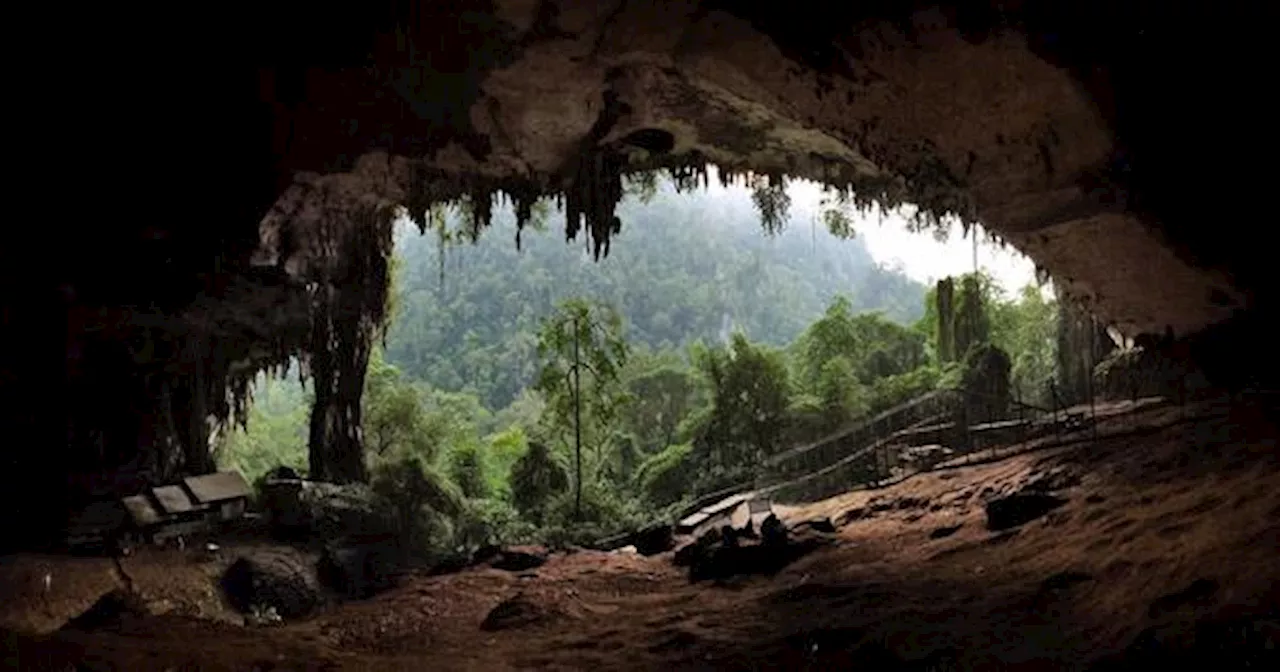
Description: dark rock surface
xmin=480 ymin=594 xmax=557 ymax=632
xmin=678 ymin=514 xmax=835 ymax=584
xmin=317 ymin=537 xmax=402 ymax=599
xmin=220 ymin=551 xmax=322 ymax=620
xmin=985 ymin=493 xmax=1069 ymax=531
xmin=486 ymin=547 xmax=549 ymax=573
xmin=929 ymin=524 xmax=963 ymax=540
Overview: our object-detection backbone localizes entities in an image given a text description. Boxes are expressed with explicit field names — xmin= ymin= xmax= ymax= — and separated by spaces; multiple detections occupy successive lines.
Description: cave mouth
xmin=8 ymin=0 xmax=1276 ymax=557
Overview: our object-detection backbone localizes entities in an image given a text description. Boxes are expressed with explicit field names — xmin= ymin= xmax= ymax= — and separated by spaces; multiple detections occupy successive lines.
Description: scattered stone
xmin=245 ymin=604 xmax=283 ymax=628
xmin=929 ymin=524 xmax=963 ymax=539
xmin=221 ymin=551 xmax=322 ymax=620
xmin=985 ymin=492 xmax=1069 ymax=531
xmin=480 ymin=594 xmax=556 ymax=631
xmin=683 ymin=514 xmax=834 ymax=584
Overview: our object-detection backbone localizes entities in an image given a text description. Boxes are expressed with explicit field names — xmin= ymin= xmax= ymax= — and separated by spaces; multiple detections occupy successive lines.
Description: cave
xmin=3 ymin=0 xmax=1275 ymax=568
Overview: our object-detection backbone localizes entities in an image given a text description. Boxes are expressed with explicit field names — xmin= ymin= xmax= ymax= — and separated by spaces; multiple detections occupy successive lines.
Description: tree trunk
xmin=572 ymin=315 xmax=583 ymax=520
xmin=936 ymin=278 xmax=955 ymax=363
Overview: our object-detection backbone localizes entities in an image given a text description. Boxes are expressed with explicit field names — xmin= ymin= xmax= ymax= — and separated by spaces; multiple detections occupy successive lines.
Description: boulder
xmin=261 ymin=481 xmax=396 ymax=544
xmin=317 ymin=536 xmax=402 ymax=599
xmin=220 ymin=550 xmax=322 ymax=620
xmin=985 ymin=492 xmax=1068 ymax=531
xmin=631 ymin=523 xmax=675 ymax=556
xmin=487 ymin=546 xmax=549 ymax=572
xmin=480 ymin=594 xmax=558 ymax=631
xmin=680 ymin=514 xmax=834 ymax=584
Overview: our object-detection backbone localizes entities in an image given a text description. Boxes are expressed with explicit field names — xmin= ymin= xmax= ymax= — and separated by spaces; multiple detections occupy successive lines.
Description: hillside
xmin=385 ymin=180 xmax=926 ymax=409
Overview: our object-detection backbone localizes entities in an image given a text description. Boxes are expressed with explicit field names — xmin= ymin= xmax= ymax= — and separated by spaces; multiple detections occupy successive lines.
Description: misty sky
xmin=789 ymin=180 xmax=1041 ymax=298
xmin=695 ymin=173 xmax=1043 ymax=299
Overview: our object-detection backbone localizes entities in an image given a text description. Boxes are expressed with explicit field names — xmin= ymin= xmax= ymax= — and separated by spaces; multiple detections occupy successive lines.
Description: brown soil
xmin=3 ymin=398 xmax=1277 ymax=671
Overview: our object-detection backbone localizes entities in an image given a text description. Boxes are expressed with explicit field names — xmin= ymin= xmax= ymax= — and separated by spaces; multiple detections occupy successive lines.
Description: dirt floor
xmin=3 ymin=397 xmax=1278 ymax=671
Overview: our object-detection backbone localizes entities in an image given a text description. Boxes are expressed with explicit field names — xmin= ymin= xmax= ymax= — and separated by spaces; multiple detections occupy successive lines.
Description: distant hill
xmin=385 ymin=179 xmax=926 ymax=409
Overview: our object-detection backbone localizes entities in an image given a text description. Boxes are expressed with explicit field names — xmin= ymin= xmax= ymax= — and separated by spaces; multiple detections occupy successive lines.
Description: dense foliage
xmin=385 ymin=180 xmax=925 ymax=410
xmin=218 ymin=178 xmax=1060 ymax=556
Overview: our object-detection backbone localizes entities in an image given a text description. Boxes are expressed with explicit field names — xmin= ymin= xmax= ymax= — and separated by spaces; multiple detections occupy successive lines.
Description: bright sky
xmin=786 ymin=179 xmax=1044 ymax=299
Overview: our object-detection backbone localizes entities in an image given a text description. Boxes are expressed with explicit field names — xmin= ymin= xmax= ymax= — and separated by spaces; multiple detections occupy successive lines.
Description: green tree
xmin=449 ymin=443 xmax=489 ymax=499
xmin=617 ymin=349 xmax=699 ymax=454
xmin=533 ymin=298 xmax=630 ymax=518
xmin=635 ymin=442 xmax=695 ymax=506
xmin=363 ymin=348 xmax=436 ymax=462
xmin=691 ymin=333 xmax=792 ymax=490
xmin=509 ymin=441 xmax=568 ymax=525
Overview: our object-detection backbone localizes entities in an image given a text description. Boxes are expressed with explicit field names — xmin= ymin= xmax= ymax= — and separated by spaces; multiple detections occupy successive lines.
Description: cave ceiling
xmin=228 ymin=0 xmax=1270 ymax=341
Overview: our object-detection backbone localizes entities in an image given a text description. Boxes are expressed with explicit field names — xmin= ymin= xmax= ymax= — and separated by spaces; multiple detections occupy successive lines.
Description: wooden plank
xmin=184 ymin=471 xmax=251 ymax=504
xmin=151 ymin=485 xmax=206 ymax=515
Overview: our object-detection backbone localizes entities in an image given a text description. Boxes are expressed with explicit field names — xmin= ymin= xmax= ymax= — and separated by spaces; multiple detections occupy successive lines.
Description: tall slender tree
xmin=533 ymin=298 xmax=630 ymax=518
